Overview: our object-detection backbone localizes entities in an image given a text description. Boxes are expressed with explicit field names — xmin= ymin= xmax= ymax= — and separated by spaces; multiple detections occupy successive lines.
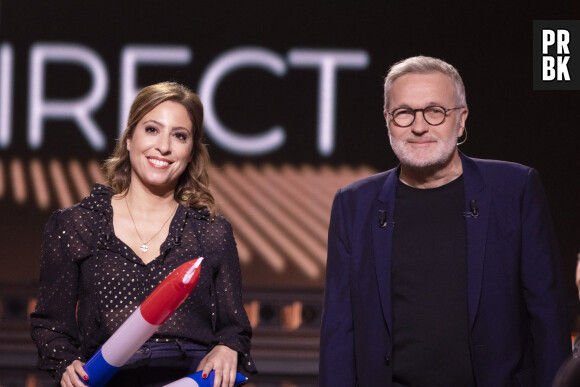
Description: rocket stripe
xmin=162 ymin=370 xmax=248 ymax=387
xmin=101 ymin=306 xmax=161 ymax=366
xmin=163 ymin=378 xmax=200 ymax=387
xmin=81 ymin=348 xmax=119 ymax=387
xmin=82 ymin=258 xmax=203 ymax=387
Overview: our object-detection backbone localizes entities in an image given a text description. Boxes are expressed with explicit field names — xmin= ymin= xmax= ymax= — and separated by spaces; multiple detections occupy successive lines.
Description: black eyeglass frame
xmin=387 ymin=105 xmax=464 ymax=127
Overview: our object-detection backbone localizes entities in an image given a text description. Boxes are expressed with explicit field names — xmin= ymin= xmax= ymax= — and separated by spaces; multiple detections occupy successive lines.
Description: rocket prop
xmin=82 ymin=258 xmax=204 ymax=387
xmin=162 ymin=370 xmax=248 ymax=387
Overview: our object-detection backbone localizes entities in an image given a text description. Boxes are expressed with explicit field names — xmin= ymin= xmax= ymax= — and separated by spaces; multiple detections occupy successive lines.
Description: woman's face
xmin=126 ymin=100 xmax=194 ymax=193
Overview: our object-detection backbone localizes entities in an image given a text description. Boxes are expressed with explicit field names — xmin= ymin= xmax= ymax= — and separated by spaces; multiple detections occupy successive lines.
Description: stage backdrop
xmin=1 ymin=0 xmax=579 ymax=296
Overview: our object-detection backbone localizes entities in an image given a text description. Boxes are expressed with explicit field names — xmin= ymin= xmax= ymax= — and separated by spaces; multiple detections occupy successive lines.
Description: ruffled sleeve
xmin=30 ymin=203 xmax=97 ymax=382
xmin=200 ymin=214 xmax=257 ymax=375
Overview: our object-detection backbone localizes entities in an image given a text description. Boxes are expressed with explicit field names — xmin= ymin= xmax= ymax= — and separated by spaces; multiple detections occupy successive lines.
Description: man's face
xmin=384 ymin=72 xmax=467 ymax=170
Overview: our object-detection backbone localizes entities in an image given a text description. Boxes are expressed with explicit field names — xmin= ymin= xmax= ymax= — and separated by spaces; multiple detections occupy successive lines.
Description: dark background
xmin=2 ymin=0 xmax=579 ymax=293
xmin=1 ymin=0 xmax=580 ymax=384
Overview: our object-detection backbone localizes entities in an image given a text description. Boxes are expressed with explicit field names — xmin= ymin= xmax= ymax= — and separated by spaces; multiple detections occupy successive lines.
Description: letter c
xmin=199 ymin=47 xmax=286 ymax=155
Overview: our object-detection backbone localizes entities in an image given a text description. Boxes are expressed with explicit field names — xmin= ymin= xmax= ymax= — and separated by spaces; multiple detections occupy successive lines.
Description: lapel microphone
xmin=378 ymin=210 xmax=388 ymax=228
xmin=463 ymin=199 xmax=479 ymax=218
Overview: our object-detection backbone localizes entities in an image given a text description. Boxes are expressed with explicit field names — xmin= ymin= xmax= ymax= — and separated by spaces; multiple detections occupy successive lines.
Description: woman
xmin=30 ymin=82 xmax=256 ymax=387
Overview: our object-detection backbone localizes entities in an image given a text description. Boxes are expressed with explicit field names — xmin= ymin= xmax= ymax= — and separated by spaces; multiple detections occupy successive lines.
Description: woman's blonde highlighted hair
xmin=103 ymin=81 xmax=216 ymax=218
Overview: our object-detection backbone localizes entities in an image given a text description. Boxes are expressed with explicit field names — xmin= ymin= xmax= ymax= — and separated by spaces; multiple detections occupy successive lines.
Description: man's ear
xmin=459 ymin=107 xmax=469 ymax=129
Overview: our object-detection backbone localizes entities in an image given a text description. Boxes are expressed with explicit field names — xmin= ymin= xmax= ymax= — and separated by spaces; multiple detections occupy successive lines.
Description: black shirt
xmin=30 ymin=184 xmax=256 ymax=382
xmin=391 ymin=176 xmax=475 ymax=386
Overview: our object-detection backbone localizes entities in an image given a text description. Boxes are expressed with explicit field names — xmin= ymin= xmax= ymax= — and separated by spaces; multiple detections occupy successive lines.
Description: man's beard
xmin=388 ymin=125 xmax=460 ymax=171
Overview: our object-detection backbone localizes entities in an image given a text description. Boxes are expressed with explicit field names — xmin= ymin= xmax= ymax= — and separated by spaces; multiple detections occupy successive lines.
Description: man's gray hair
xmin=383 ymin=56 xmax=466 ymax=112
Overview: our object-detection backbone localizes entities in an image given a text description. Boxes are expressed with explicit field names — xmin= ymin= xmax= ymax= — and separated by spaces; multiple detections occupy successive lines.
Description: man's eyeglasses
xmin=387 ymin=105 xmax=464 ymax=127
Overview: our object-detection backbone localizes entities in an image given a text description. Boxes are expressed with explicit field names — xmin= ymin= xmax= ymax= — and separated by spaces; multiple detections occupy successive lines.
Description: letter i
xmin=0 ymin=43 xmax=14 ymax=148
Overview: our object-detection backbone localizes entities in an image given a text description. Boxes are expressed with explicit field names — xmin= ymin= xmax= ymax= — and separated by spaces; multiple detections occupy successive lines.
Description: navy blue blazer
xmin=320 ymin=153 xmax=570 ymax=387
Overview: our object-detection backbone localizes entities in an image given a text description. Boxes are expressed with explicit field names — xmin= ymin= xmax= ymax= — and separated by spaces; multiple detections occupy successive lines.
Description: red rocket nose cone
xmin=182 ymin=258 xmax=204 ymax=285
xmin=140 ymin=258 xmax=204 ymax=326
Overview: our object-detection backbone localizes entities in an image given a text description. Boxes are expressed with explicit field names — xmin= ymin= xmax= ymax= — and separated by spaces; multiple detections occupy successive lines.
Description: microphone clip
xmin=463 ymin=199 xmax=479 ymax=219
xmin=378 ymin=210 xmax=388 ymax=228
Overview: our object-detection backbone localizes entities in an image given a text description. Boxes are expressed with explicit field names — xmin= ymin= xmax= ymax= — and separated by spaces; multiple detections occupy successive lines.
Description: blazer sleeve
xmin=319 ymin=189 xmax=356 ymax=386
xmin=520 ymin=168 xmax=570 ymax=385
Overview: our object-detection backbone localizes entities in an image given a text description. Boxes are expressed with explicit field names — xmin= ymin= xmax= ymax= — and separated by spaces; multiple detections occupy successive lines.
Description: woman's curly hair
xmin=103 ymin=81 xmax=216 ymax=218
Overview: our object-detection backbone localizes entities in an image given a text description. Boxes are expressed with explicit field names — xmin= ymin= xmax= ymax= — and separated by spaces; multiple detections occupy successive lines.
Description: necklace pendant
xmin=140 ymin=244 xmax=149 ymax=253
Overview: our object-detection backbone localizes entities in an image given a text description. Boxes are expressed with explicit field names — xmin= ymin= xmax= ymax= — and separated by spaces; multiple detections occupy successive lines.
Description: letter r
xmin=557 ymin=30 xmax=570 ymax=54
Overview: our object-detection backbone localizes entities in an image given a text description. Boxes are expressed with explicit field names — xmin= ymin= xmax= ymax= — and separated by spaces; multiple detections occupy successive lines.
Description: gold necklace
xmin=125 ymin=196 xmax=178 ymax=253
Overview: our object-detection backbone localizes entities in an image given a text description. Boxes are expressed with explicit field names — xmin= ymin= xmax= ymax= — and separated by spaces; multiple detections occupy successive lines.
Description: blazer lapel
xmin=460 ymin=153 xmax=491 ymax=330
xmin=372 ymin=155 xmax=489 ymax=333
xmin=371 ymin=168 xmax=399 ymax=335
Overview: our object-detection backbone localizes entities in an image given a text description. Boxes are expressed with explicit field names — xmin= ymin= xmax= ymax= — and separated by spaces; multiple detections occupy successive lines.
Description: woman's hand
xmin=60 ymin=360 xmax=89 ymax=387
xmin=197 ymin=344 xmax=238 ymax=387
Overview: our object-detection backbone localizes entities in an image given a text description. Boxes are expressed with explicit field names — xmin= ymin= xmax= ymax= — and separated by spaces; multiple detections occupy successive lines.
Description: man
xmin=319 ymin=56 xmax=570 ymax=386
